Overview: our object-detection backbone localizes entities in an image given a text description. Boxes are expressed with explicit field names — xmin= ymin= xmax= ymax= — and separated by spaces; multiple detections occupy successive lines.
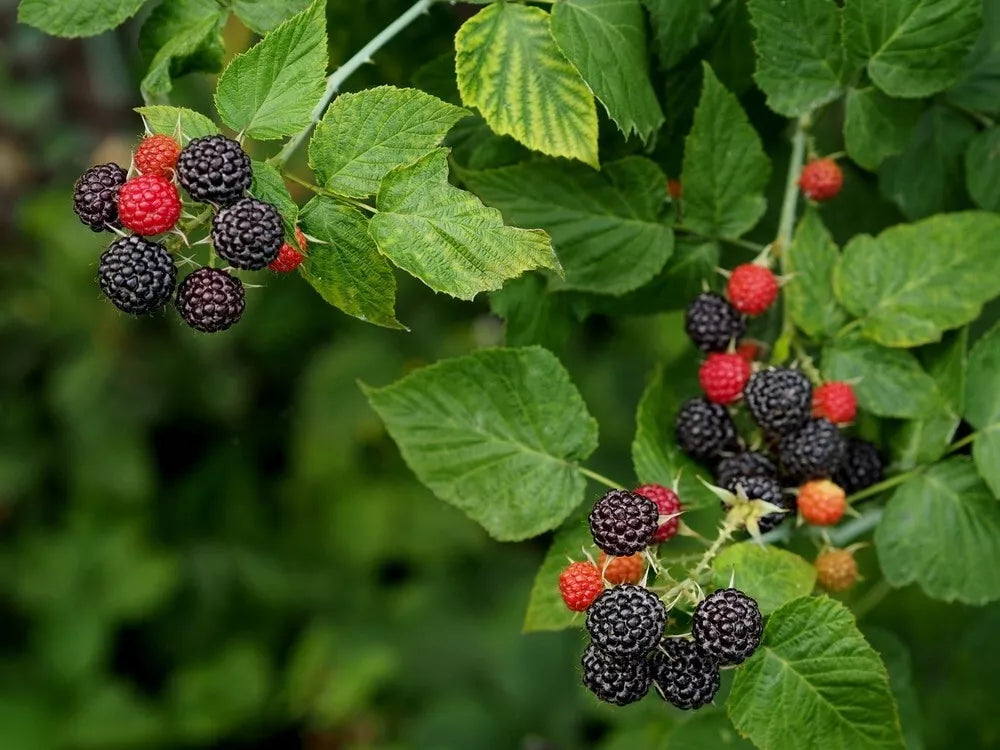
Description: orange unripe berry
xmin=597 ymin=551 xmax=645 ymax=585
xmin=815 ymin=548 xmax=858 ymax=592
xmin=797 ymin=479 xmax=847 ymax=526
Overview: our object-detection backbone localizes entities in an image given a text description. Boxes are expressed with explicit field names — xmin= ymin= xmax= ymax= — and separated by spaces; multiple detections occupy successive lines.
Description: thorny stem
xmin=272 ymin=0 xmax=436 ymax=165
xmin=658 ymin=513 xmax=742 ymax=607
xmin=577 ymin=466 xmax=624 ymax=491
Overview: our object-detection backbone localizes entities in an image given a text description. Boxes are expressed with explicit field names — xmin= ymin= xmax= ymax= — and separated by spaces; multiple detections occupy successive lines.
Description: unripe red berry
xmin=812 ymin=381 xmax=857 ymax=424
xmin=667 ymin=178 xmax=682 ymax=200
xmin=727 ymin=264 xmax=779 ymax=316
xmin=634 ymin=483 xmax=682 ymax=543
xmin=799 ymin=158 xmax=843 ymax=201
xmin=118 ymin=174 xmax=181 ymax=236
xmin=699 ymin=352 xmax=751 ymax=405
xmin=797 ymin=479 xmax=846 ymax=526
xmin=269 ymin=226 xmax=308 ymax=273
xmin=559 ymin=561 xmax=603 ymax=611
xmin=135 ymin=134 xmax=181 ymax=177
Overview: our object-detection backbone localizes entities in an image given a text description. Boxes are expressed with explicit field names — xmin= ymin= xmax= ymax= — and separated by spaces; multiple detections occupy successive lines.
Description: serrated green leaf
xmin=712 ymin=544 xmax=816 ymax=614
xmin=462 ymin=157 xmax=673 ymax=295
xmin=681 ymin=64 xmax=771 ymax=239
xmin=297 ymin=197 xmax=402 ymax=330
xmin=821 ymin=335 xmax=942 ymax=419
xmin=784 ymin=208 xmax=847 ymax=339
xmin=232 ymin=0 xmax=312 ymax=33
xmin=18 ymin=0 xmax=147 ymax=37
xmin=215 ymin=0 xmax=327 ymax=140
xmin=965 ymin=322 xmax=1000 ymax=496
xmin=834 ymin=212 xmax=1000 ymax=347
xmin=642 ymin=0 xmax=712 ymax=69
xmin=362 ymin=347 xmax=599 ymax=541
xmin=748 ymin=0 xmax=848 ymax=116
xmin=843 ymin=0 xmax=982 ymax=98
xmin=489 ymin=275 xmax=572 ymax=351
xmin=888 ymin=329 xmax=966 ymax=469
xmin=138 ymin=0 xmax=226 ymax=98
xmin=308 ymin=86 xmax=468 ymax=198
xmin=844 ymin=88 xmax=923 ymax=171
xmin=550 ymin=0 xmax=664 ymax=141
xmin=369 ymin=149 xmax=559 ymax=300
xmin=728 ymin=596 xmax=904 ymax=750
xmin=947 ymin=0 xmax=1000 ymax=115
xmin=879 ymin=106 xmax=976 ymax=220
xmin=250 ymin=161 xmax=298 ymax=241
xmin=965 ymin=126 xmax=1000 ymax=211
xmin=864 ymin=629 xmax=925 ymax=750
xmin=875 ymin=458 xmax=1000 ymax=604
xmin=632 ymin=364 xmax=716 ymax=509
xmin=523 ymin=509 xmax=592 ymax=632
xmin=455 ymin=2 xmax=599 ymax=167
xmin=135 ymin=106 xmax=219 ymax=141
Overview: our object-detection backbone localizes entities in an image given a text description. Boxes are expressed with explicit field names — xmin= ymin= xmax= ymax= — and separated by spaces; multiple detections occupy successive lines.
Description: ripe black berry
xmin=835 ymin=438 xmax=883 ymax=494
xmin=586 ymin=584 xmax=666 ymax=660
xmin=581 ymin=643 xmax=652 ymax=706
xmin=744 ymin=367 xmax=813 ymax=435
xmin=175 ymin=267 xmax=245 ymax=333
xmin=692 ymin=588 xmax=762 ymax=666
xmin=176 ymin=135 xmax=252 ymax=205
xmin=779 ymin=418 xmax=845 ymax=482
xmin=685 ymin=292 xmax=745 ymax=352
xmin=212 ymin=198 xmax=284 ymax=270
xmin=675 ymin=398 xmax=738 ymax=461
xmin=716 ymin=451 xmax=776 ymax=489
xmin=651 ymin=639 xmax=720 ymax=710
xmin=97 ymin=236 xmax=176 ymax=314
xmin=73 ymin=163 xmax=127 ymax=231
xmin=725 ymin=475 xmax=792 ymax=533
xmin=589 ymin=489 xmax=659 ymax=556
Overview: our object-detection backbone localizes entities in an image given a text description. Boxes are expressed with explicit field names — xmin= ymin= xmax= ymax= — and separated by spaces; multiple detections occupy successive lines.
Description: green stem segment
xmin=577 ymin=466 xmax=624 ymax=491
xmin=273 ymin=0 xmax=436 ymax=165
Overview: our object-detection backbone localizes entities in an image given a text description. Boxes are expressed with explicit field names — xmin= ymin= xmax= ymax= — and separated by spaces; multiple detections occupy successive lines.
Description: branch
xmin=272 ymin=0 xmax=437 ymax=166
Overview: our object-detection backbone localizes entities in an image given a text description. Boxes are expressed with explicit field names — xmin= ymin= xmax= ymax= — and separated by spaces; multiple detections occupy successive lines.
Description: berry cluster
xmin=72 ymin=131 xmax=306 ymax=333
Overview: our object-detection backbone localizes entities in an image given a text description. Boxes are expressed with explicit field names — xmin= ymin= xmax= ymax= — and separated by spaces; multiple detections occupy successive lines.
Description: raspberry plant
xmin=20 ymin=0 xmax=1000 ymax=745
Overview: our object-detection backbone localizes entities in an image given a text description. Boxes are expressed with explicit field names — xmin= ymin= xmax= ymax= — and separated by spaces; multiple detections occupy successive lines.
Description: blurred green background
xmin=2 ymin=0 xmax=999 ymax=747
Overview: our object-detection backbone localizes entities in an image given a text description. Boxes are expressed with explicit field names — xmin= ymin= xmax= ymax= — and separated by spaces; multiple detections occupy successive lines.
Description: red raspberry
xmin=597 ymin=552 xmax=645 ymax=585
xmin=812 ymin=381 xmax=857 ymax=424
xmin=815 ymin=548 xmax=858 ymax=592
xmin=135 ymin=134 xmax=181 ymax=177
xmin=798 ymin=158 xmax=843 ymax=201
xmin=727 ymin=264 xmax=778 ymax=316
xmin=699 ymin=352 xmax=751 ymax=405
xmin=559 ymin=561 xmax=603 ymax=611
xmin=118 ymin=175 xmax=181 ymax=236
xmin=268 ymin=226 xmax=308 ymax=273
xmin=634 ymin=483 xmax=682 ymax=543
xmin=667 ymin=178 xmax=682 ymax=200
xmin=736 ymin=340 xmax=762 ymax=362
xmin=797 ymin=479 xmax=846 ymax=526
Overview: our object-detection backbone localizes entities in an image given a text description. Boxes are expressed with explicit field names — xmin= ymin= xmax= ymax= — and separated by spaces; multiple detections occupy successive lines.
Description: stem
xmin=284 ymin=173 xmax=378 ymax=213
xmin=689 ymin=514 xmax=741 ymax=580
xmin=674 ymin=226 xmax=766 ymax=254
xmin=945 ymin=431 xmax=978 ymax=455
xmin=847 ymin=471 xmax=917 ymax=505
xmin=827 ymin=507 xmax=883 ymax=547
xmin=272 ymin=0 xmax=436 ymax=165
xmin=577 ymin=466 xmax=624 ymax=490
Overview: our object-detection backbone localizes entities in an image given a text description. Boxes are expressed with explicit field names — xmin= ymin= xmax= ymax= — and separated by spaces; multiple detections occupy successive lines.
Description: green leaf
xmin=214 ymin=0 xmax=327 ymax=140
xmin=875 ymin=458 xmax=1000 ymax=604
xmin=135 ymin=105 xmax=219 ymax=141
xmin=632 ymin=364 xmax=716 ymax=509
xmin=455 ymin=2 xmax=599 ymax=167
xmin=888 ymin=329 xmax=967 ymax=469
xmin=232 ymin=0 xmax=312 ymax=33
xmin=864 ymin=629 xmax=925 ymax=750
xmin=712 ymin=543 xmax=816 ymax=614
xmin=681 ymin=64 xmax=771 ymax=239
xmin=784 ymin=208 xmax=847 ymax=339
xmin=844 ymin=88 xmax=923 ymax=171
xmin=748 ymin=0 xmax=848 ymax=116
xmin=308 ymin=86 xmax=468 ymax=198
xmin=369 ymin=149 xmax=560 ymax=300
xmin=965 ymin=322 xmax=1000 ymax=496
xmin=18 ymin=0 xmax=147 ymax=37
xmin=250 ymin=161 xmax=298 ymax=240
xmin=728 ymin=596 xmax=904 ymax=750
xmin=523 ymin=509 xmax=592 ymax=632
xmin=642 ymin=0 xmax=712 ymax=69
xmin=947 ymin=0 xmax=1000 ymax=115
xmin=821 ymin=335 xmax=942 ymax=419
xmin=843 ymin=0 xmax=982 ymax=98
xmin=834 ymin=212 xmax=1000 ymax=347
xmin=362 ymin=347 xmax=599 ymax=541
xmin=462 ymin=157 xmax=673 ymax=295
xmin=965 ymin=126 xmax=1000 ymax=211
xmin=298 ymin=197 xmax=402 ymax=330
xmin=138 ymin=0 xmax=226 ymax=98
xmin=879 ymin=106 xmax=976 ymax=220
xmin=550 ymin=0 xmax=664 ymax=141
xmin=489 ymin=275 xmax=572 ymax=351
